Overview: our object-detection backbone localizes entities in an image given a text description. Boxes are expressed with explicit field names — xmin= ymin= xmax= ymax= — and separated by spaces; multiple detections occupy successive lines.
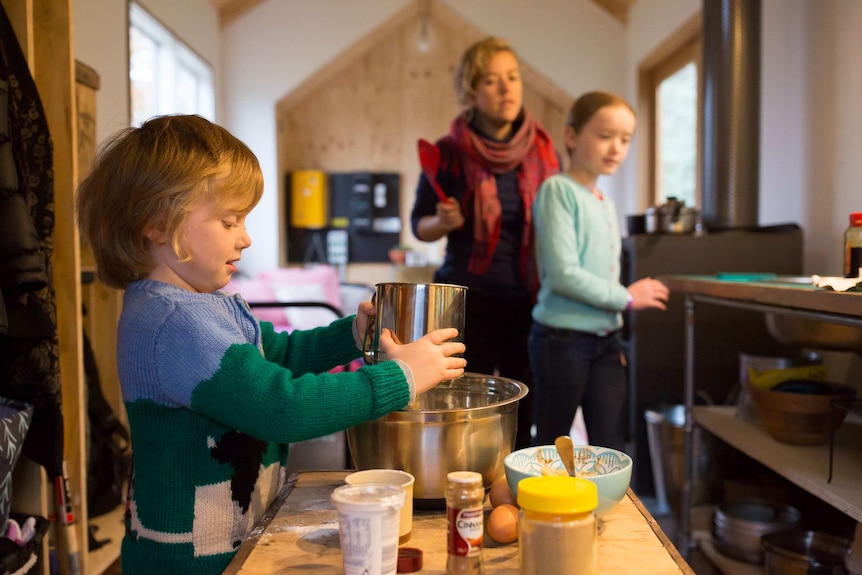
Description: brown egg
xmin=487 ymin=503 xmax=519 ymax=544
xmin=489 ymin=476 xmax=517 ymax=508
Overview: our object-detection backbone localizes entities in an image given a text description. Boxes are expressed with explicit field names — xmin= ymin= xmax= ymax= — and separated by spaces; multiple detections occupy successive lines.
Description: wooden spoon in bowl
xmin=554 ymin=435 xmax=577 ymax=477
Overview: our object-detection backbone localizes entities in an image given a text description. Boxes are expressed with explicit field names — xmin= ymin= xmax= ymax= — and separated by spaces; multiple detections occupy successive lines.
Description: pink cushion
xmin=254 ymin=266 xmax=343 ymax=330
xmin=223 ymin=277 xmax=291 ymax=328
xmin=225 ymin=267 xmax=363 ymax=372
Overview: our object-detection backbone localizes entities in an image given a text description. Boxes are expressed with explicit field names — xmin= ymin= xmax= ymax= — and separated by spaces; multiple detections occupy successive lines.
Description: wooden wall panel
xmin=31 ymin=1 xmax=86 ymax=572
xmin=276 ymin=0 xmax=572 ymax=277
xmin=77 ymin=60 xmax=126 ymax=424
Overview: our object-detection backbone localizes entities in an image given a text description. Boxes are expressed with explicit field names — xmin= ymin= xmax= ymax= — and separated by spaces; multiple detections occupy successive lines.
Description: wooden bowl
xmin=749 ymin=381 xmax=857 ymax=445
xmin=765 ymin=313 xmax=862 ymax=352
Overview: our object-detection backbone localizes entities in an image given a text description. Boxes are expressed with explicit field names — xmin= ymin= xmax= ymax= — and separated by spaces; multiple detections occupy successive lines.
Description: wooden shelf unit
xmin=694 ymin=405 xmax=862 ymax=522
xmin=661 ymin=274 xmax=862 ymax=555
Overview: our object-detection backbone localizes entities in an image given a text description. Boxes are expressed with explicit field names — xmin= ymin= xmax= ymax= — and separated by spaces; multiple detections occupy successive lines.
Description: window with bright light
xmin=639 ymin=20 xmax=702 ymax=208
xmin=129 ymin=2 xmax=214 ymax=127
xmin=657 ymin=62 xmax=698 ymax=206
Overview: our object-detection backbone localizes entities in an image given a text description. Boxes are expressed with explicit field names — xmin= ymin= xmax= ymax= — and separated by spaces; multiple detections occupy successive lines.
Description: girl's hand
xmin=627 ymin=278 xmax=670 ymax=311
xmin=379 ymin=327 xmax=467 ymax=394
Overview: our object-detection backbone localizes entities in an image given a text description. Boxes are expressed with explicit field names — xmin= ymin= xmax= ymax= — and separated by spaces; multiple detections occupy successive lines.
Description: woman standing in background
xmin=411 ymin=36 xmax=560 ymax=448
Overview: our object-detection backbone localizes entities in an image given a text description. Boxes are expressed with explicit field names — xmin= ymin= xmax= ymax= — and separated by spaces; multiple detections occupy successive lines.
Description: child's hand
xmin=627 ymin=277 xmax=670 ymax=311
xmin=355 ymin=300 xmax=376 ymax=344
xmin=379 ymin=327 xmax=466 ymax=394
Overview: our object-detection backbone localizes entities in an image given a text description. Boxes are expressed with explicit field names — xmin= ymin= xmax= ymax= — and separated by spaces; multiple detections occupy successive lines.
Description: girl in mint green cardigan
xmin=76 ymin=114 xmax=466 ymax=575
xmin=530 ymin=92 xmax=668 ymax=451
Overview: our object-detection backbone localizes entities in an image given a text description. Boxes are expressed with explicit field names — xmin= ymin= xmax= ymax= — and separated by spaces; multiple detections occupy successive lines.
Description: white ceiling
xmin=208 ymin=0 xmax=635 ymax=27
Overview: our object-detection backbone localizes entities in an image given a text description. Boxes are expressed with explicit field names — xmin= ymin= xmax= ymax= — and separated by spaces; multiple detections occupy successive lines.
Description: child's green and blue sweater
xmin=117 ymin=280 xmax=410 ymax=574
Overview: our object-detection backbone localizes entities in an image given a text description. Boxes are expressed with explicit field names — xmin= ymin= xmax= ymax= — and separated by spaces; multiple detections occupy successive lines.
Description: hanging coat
xmin=0 ymin=1 xmax=64 ymax=480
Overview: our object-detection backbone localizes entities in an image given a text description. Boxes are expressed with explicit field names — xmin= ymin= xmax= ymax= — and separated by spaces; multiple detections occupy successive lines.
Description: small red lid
xmin=397 ymin=547 xmax=423 ymax=573
xmin=850 ymin=212 xmax=862 ymax=226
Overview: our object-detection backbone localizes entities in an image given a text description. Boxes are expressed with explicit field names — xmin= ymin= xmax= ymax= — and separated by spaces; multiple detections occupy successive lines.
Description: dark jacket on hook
xmin=1 ymin=72 xmax=49 ymax=336
xmin=1 ymin=1 xmax=64 ymax=481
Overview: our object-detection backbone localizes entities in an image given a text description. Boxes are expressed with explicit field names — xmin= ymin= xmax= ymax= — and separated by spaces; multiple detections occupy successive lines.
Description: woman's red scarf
xmin=450 ymin=110 xmax=560 ymax=290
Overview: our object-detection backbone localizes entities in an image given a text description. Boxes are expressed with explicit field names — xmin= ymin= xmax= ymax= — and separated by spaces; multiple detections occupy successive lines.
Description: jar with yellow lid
xmin=517 ymin=476 xmax=598 ymax=575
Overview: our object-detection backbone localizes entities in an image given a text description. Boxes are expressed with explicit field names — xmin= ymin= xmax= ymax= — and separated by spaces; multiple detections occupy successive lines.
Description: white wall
xmin=757 ymin=0 xmax=862 ymax=275
xmin=800 ymin=0 xmax=862 ymax=274
xmin=759 ymin=0 xmax=808 ymax=233
xmin=73 ymin=0 xmax=130 ymax=140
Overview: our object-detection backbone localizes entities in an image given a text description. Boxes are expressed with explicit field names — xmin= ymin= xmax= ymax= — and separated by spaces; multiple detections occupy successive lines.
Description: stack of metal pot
xmin=644 ymin=196 xmax=699 ymax=234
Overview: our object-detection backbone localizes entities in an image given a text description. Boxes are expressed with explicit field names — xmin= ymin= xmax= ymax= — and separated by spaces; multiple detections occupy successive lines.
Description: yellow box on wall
xmin=290 ymin=170 xmax=328 ymax=229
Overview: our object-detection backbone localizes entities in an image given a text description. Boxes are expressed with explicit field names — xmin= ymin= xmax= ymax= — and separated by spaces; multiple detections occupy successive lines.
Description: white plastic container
xmin=331 ymin=483 xmax=405 ymax=575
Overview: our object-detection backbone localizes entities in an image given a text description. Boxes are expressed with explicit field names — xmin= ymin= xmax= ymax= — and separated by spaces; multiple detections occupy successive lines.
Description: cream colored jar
xmin=517 ymin=476 xmax=598 ymax=575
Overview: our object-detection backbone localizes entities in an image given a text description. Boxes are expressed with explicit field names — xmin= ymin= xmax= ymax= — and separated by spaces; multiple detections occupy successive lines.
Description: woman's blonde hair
xmin=76 ymin=114 xmax=263 ymax=289
xmin=454 ymin=36 xmax=518 ymax=108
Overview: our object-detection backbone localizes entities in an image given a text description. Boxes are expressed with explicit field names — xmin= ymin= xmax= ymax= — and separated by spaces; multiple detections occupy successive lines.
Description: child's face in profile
xmin=146 ymin=192 xmax=252 ymax=293
xmin=566 ymin=104 xmax=636 ymax=180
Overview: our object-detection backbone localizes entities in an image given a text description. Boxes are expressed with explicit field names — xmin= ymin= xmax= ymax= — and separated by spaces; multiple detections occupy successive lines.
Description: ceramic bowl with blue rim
xmin=503 ymin=444 xmax=633 ymax=517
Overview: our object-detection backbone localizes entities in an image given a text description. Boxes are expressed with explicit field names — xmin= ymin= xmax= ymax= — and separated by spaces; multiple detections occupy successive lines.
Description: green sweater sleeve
xmin=190 ymin=315 xmax=409 ymax=444
xmin=192 ymin=345 xmax=409 ymax=444
xmin=259 ymin=315 xmax=362 ymax=373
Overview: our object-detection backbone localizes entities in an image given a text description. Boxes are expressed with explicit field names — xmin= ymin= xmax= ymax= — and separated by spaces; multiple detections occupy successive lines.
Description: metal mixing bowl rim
xmin=373 ymin=281 xmax=468 ymax=289
xmin=387 ymin=372 xmax=528 ymax=417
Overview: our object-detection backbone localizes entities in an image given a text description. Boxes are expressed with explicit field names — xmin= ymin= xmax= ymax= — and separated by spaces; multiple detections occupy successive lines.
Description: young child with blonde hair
xmin=77 ymin=114 xmax=466 ymax=574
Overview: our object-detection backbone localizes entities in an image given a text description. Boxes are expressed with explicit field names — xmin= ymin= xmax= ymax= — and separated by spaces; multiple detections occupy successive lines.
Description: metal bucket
xmin=363 ymin=282 xmax=467 ymax=364
xmin=644 ymin=404 xmax=725 ymax=516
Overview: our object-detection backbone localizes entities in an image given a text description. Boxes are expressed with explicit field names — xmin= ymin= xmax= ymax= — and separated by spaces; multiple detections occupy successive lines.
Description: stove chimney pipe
xmin=701 ymin=0 xmax=762 ymax=229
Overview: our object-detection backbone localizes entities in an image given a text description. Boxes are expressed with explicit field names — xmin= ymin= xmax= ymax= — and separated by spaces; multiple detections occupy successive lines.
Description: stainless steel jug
xmin=363 ymin=282 xmax=467 ymax=364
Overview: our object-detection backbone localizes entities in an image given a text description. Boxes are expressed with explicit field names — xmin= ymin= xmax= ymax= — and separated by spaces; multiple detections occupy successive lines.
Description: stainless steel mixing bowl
xmin=346 ymin=373 xmax=527 ymax=502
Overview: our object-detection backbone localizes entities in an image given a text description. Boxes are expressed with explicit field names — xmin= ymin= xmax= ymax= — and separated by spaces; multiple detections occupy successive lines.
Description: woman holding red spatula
xmin=411 ymin=36 xmax=560 ymax=449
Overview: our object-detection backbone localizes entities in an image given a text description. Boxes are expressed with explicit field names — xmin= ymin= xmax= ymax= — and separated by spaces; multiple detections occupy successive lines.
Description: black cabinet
xmin=286 ymin=171 xmax=401 ymax=264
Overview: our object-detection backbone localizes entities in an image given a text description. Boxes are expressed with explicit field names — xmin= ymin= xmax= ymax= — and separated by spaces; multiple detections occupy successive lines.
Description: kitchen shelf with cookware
xmin=694 ymin=406 xmax=862 ymax=519
xmin=660 ymin=274 xmax=862 ymax=557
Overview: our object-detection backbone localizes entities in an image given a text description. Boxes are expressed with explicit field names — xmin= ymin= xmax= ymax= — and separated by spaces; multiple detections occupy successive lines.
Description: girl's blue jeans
xmin=529 ymin=322 xmax=628 ymax=451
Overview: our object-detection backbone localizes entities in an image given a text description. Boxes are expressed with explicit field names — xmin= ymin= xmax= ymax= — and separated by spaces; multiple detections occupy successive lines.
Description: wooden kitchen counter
xmin=659 ymin=274 xmax=862 ymax=317
xmin=224 ymin=470 xmax=694 ymax=574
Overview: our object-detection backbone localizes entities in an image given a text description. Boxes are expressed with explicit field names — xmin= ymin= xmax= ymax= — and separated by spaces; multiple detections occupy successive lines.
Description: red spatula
xmin=417 ymin=139 xmax=448 ymax=202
